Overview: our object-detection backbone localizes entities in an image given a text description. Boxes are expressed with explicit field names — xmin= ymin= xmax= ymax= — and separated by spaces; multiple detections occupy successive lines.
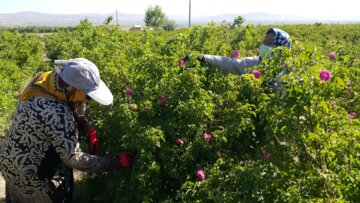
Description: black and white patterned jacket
xmin=0 ymin=96 xmax=119 ymax=202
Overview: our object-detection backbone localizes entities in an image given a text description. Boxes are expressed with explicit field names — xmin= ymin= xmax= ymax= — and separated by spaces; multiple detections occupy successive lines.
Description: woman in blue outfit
xmin=199 ymin=28 xmax=291 ymax=76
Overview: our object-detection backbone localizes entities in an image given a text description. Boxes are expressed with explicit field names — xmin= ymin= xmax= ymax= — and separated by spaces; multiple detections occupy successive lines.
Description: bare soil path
xmin=0 ymin=172 xmax=5 ymax=203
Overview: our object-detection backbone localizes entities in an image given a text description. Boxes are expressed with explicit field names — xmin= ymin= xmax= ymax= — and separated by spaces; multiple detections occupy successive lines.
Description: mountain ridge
xmin=0 ymin=11 xmax=358 ymax=27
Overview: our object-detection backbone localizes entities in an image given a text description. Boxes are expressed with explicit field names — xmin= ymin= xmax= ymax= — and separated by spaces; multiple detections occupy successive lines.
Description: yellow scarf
xmin=21 ymin=71 xmax=86 ymax=103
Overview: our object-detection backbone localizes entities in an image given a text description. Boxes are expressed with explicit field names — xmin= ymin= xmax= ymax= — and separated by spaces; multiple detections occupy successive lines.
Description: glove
xmin=180 ymin=54 xmax=206 ymax=67
xmin=183 ymin=54 xmax=191 ymax=61
xmin=196 ymin=55 xmax=206 ymax=66
xmin=117 ymin=152 xmax=133 ymax=168
xmin=88 ymin=129 xmax=99 ymax=155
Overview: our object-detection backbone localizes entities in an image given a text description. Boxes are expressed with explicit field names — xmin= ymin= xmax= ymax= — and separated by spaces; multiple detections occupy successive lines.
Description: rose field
xmin=1 ymin=21 xmax=360 ymax=202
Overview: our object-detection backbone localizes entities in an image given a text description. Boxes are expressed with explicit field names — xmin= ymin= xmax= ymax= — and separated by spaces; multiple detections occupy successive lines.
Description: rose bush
xmin=2 ymin=21 xmax=358 ymax=202
xmin=0 ymin=30 xmax=46 ymax=134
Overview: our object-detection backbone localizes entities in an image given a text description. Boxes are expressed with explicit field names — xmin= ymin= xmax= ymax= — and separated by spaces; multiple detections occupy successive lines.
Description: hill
xmin=0 ymin=11 xmax=359 ymax=28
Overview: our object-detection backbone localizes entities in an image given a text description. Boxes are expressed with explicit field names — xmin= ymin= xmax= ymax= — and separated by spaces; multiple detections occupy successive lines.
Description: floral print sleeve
xmin=47 ymin=99 xmax=120 ymax=173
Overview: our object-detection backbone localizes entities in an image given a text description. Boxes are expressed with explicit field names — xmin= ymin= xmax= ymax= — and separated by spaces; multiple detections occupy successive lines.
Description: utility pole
xmin=189 ymin=0 xmax=191 ymax=27
xmin=116 ymin=10 xmax=119 ymax=26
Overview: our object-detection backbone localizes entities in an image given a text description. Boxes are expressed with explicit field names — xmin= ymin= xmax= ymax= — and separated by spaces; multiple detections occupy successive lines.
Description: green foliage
xmin=162 ymin=18 xmax=177 ymax=31
xmin=2 ymin=21 xmax=360 ymax=202
xmin=1 ymin=26 xmax=76 ymax=33
xmin=0 ymin=30 xmax=46 ymax=68
xmin=230 ymin=16 xmax=246 ymax=29
xmin=0 ymin=30 xmax=47 ymax=134
xmin=144 ymin=5 xmax=166 ymax=29
xmin=103 ymin=16 xmax=113 ymax=25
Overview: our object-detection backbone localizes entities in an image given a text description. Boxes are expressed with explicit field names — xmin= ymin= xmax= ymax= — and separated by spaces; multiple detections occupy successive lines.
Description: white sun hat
xmin=55 ymin=58 xmax=113 ymax=105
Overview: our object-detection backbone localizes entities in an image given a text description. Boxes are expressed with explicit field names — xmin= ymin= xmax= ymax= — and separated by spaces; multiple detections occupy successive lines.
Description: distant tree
xmin=162 ymin=18 xmax=177 ymax=31
xmin=104 ymin=16 xmax=114 ymax=25
xmin=230 ymin=16 xmax=245 ymax=29
xmin=220 ymin=20 xmax=231 ymax=29
xmin=144 ymin=5 xmax=166 ymax=29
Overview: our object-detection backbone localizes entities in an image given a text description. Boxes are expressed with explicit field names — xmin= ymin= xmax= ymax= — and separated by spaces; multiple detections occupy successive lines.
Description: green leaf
xmin=308 ymin=132 xmax=321 ymax=141
xmin=320 ymin=100 xmax=329 ymax=114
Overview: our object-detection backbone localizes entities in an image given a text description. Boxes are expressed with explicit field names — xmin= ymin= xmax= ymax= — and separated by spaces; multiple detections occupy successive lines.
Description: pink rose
xmin=348 ymin=112 xmax=357 ymax=119
xmin=159 ymin=95 xmax=166 ymax=105
xmin=178 ymin=59 xmax=186 ymax=68
xmin=127 ymin=87 xmax=133 ymax=95
xmin=203 ymin=133 xmax=212 ymax=140
xmin=329 ymin=52 xmax=336 ymax=61
xmin=252 ymin=70 xmax=261 ymax=78
xmin=232 ymin=50 xmax=240 ymax=58
xmin=255 ymin=47 xmax=260 ymax=52
xmin=348 ymin=88 xmax=353 ymax=93
xmin=319 ymin=70 xmax=332 ymax=82
xmin=197 ymin=170 xmax=205 ymax=181
xmin=263 ymin=152 xmax=270 ymax=160
xmin=176 ymin=138 xmax=184 ymax=146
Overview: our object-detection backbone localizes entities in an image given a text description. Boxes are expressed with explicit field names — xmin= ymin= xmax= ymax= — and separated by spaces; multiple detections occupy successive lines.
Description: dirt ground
xmin=0 ymin=172 xmax=5 ymax=203
xmin=0 ymin=136 xmax=4 ymax=202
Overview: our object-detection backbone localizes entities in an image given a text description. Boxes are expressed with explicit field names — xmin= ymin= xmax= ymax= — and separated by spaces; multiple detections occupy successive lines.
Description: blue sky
xmin=1 ymin=0 xmax=359 ymax=20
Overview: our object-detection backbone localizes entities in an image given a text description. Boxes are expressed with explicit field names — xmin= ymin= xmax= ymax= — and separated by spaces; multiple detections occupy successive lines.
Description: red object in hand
xmin=88 ymin=129 xmax=99 ymax=155
xmin=117 ymin=152 xmax=133 ymax=168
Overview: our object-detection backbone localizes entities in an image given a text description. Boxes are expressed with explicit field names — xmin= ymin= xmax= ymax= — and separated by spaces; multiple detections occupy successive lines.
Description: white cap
xmin=55 ymin=58 xmax=113 ymax=105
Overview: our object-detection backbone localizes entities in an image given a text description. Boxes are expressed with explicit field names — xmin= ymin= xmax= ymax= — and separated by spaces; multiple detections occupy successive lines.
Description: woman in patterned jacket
xmin=0 ymin=58 xmax=132 ymax=203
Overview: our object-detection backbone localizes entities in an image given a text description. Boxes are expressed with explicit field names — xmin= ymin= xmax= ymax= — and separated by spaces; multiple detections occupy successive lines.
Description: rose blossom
xmin=348 ymin=112 xmax=357 ymax=119
xmin=176 ymin=138 xmax=184 ymax=146
xmin=232 ymin=50 xmax=240 ymax=58
xmin=203 ymin=133 xmax=212 ymax=140
xmin=252 ymin=70 xmax=261 ymax=78
xmin=178 ymin=59 xmax=186 ymax=68
xmin=159 ymin=95 xmax=166 ymax=105
xmin=319 ymin=70 xmax=332 ymax=82
xmin=127 ymin=87 xmax=133 ymax=95
xmin=329 ymin=52 xmax=336 ymax=61
xmin=197 ymin=170 xmax=205 ymax=181
xmin=263 ymin=152 xmax=270 ymax=160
